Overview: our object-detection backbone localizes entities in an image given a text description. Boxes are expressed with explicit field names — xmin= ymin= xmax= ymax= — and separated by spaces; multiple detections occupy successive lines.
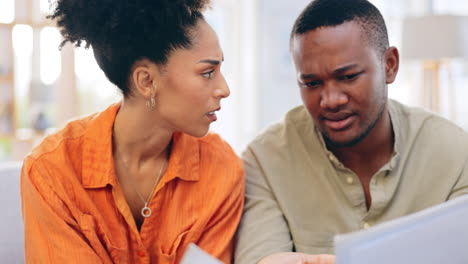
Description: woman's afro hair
xmin=48 ymin=0 xmax=211 ymax=96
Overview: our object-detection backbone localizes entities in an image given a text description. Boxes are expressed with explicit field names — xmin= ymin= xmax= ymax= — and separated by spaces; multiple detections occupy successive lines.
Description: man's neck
xmin=327 ymin=109 xmax=394 ymax=210
xmin=328 ymin=110 xmax=394 ymax=180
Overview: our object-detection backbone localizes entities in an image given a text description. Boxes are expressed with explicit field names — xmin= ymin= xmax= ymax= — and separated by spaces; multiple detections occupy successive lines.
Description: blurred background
xmin=1 ymin=0 xmax=468 ymax=162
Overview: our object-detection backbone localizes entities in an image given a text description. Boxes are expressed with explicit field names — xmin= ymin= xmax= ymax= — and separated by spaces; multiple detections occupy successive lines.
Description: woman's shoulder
xmin=22 ymin=108 xmax=116 ymax=200
xmin=198 ymin=133 xmax=241 ymax=163
xmin=177 ymin=132 xmax=243 ymax=183
xmin=28 ymin=113 xmax=98 ymax=161
xmin=28 ymin=104 xmax=119 ymax=161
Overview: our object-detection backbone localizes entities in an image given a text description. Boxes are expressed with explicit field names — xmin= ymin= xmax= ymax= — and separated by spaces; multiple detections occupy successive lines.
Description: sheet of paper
xmin=180 ymin=243 xmax=223 ymax=264
xmin=335 ymin=194 xmax=468 ymax=264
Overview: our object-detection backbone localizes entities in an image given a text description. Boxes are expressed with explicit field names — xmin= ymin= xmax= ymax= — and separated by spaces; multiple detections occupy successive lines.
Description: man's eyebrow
xmin=299 ymin=73 xmax=318 ymax=80
xmin=299 ymin=64 xmax=360 ymax=79
xmin=333 ymin=64 xmax=359 ymax=74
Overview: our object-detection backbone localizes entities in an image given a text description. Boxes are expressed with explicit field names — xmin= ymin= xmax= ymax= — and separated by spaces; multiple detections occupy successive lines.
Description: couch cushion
xmin=0 ymin=162 xmax=24 ymax=263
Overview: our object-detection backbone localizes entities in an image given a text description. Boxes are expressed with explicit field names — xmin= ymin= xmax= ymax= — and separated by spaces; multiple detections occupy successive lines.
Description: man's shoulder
xmin=391 ymin=100 xmax=468 ymax=155
xmin=418 ymin=113 xmax=468 ymax=151
xmin=398 ymin=102 xmax=467 ymax=140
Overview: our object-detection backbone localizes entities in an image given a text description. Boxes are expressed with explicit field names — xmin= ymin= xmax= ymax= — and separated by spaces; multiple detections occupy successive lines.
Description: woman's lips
xmin=322 ymin=114 xmax=356 ymax=131
xmin=206 ymin=107 xmax=220 ymax=122
xmin=206 ymin=112 xmax=217 ymax=122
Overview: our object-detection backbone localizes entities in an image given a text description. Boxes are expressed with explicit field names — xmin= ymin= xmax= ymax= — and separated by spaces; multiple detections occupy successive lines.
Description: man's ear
xmin=131 ymin=59 xmax=161 ymax=98
xmin=384 ymin=46 xmax=400 ymax=84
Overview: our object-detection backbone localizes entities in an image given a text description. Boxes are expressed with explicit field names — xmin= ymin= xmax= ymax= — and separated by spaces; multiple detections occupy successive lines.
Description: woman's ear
xmin=384 ymin=46 xmax=400 ymax=84
xmin=131 ymin=59 xmax=161 ymax=98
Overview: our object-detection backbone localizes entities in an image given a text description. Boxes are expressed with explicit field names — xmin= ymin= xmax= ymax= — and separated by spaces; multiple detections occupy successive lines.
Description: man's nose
xmin=319 ymin=83 xmax=348 ymax=110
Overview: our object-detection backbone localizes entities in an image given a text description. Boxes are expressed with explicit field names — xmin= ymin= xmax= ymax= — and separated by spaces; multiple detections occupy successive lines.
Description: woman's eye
xmin=202 ymin=70 xmax=214 ymax=79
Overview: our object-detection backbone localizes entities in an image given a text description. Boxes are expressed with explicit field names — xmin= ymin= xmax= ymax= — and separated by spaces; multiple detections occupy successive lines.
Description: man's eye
xmin=304 ymin=80 xmax=322 ymax=88
xmin=340 ymin=72 xmax=361 ymax=81
xmin=202 ymin=70 xmax=214 ymax=79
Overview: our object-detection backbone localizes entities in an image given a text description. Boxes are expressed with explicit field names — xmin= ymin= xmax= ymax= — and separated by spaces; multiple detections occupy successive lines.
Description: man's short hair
xmin=290 ymin=0 xmax=389 ymax=56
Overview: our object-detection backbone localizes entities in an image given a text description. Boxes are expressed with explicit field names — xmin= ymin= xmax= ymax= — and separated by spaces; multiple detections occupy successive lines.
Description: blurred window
xmin=74 ymin=47 xmax=121 ymax=115
xmin=0 ymin=0 xmax=15 ymax=24
xmin=12 ymin=24 xmax=33 ymax=128
xmin=434 ymin=0 xmax=468 ymax=14
xmin=40 ymin=27 xmax=61 ymax=85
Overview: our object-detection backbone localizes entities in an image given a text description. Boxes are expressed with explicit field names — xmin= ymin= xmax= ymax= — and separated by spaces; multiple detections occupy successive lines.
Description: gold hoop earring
xmin=146 ymin=96 xmax=156 ymax=111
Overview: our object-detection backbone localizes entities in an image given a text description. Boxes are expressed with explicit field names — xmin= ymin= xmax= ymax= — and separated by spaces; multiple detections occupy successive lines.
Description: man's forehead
xmin=291 ymin=22 xmax=368 ymax=55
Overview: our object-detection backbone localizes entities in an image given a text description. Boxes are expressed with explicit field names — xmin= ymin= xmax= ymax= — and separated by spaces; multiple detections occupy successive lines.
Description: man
xmin=234 ymin=0 xmax=468 ymax=263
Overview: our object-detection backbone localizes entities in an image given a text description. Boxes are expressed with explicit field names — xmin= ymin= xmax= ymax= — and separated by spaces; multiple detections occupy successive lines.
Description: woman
xmin=20 ymin=0 xmax=244 ymax=263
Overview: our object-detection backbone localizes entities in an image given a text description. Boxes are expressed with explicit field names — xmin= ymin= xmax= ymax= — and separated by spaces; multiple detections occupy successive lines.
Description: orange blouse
xmin=21 ymin=103 xmax=244 ymax=264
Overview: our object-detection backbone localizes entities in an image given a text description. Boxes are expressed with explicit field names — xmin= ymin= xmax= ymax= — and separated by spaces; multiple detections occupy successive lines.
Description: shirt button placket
xmin=137 ymin=249 xmax=150 ymax=264
xmin=362 ymin=222 xmax=371 ymax=229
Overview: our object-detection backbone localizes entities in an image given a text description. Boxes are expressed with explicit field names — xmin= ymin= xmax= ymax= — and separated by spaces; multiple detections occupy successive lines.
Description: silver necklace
xmin=119 ymin=154 xmax=166 ymax=218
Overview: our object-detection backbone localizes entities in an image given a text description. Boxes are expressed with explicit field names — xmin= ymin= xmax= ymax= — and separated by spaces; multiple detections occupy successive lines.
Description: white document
xmin=180 ymin=243 xmax=223 ymax=264
xmin=335 ymin=194 xmax=468 ymax=264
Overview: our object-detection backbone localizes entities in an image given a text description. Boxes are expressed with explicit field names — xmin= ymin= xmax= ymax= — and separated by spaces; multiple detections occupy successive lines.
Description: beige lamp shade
xmin=401 ymin=15 xmax=468 ymax=60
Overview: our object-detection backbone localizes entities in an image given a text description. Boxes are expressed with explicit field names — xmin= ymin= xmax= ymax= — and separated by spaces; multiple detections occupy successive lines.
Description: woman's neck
xmin=112 ymin=100 xmax=173 ymax=168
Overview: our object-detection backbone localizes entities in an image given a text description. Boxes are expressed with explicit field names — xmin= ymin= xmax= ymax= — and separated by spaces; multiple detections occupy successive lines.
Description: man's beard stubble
xmin=322 ymin=101 xmax=387 ymax=149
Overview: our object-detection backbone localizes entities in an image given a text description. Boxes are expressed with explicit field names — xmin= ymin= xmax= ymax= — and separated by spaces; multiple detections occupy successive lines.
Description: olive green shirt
xmin=234 ymin=99 xmax=468 ymax=264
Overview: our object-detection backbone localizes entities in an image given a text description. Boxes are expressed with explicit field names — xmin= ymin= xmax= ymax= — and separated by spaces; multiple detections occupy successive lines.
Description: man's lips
xmin=321 ymin=113 xmax=356 ymax=131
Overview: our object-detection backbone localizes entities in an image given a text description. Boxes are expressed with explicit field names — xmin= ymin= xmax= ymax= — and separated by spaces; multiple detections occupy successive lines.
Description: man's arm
xmin=448 ymin=159 xmax=468 ymax=200
xmin=21 ymin=159 xmax=109 ymax=263
xmin=258 ymin=253 xmax=335 ymax=264
xmin=234 ymin=146 xmax=293 ymax=264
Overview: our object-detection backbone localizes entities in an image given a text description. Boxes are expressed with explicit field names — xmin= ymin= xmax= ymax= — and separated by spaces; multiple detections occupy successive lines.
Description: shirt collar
xmin=387 ymin=99 xmax=403 ymax=171
xmin=82 ymin=102 xmax=121 ymax=189
xmin=81 ymin=103 xmax=200 ymax=189
xmin=160 ymin=132 xmax=200 ymax=184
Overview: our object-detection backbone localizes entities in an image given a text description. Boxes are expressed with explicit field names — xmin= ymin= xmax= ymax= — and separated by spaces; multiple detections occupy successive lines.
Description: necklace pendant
xmin=141 ymin=205 xmax=152 ymax=218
